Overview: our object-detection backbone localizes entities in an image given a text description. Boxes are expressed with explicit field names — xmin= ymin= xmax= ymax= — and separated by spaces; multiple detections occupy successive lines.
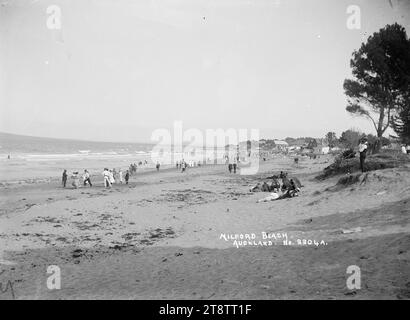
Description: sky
xmin=0 ymin=0 xmax=410 ymax=143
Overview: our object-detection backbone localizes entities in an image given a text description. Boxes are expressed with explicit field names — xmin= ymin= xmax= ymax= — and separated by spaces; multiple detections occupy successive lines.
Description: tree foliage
xmin=325 ymin=132 xmax=337 ymax=148
xmin=307 ymin=139 xmax=318 ymax=150
xmin=339 ymin=129 xmax=362 ymax=150
xmin=392 ymin=99 xmax=410 ymax=144
xmin=344 ymin=23 xmax=410 ymax=150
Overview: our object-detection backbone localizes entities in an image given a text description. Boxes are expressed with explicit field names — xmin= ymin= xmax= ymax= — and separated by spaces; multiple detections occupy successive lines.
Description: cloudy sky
xmin=1 ymin=0 xmax=409 ymax=142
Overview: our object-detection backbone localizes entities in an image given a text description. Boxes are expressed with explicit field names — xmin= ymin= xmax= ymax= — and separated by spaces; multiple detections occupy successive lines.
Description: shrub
xmin=315 ymin=151 xmax=407 ymax=180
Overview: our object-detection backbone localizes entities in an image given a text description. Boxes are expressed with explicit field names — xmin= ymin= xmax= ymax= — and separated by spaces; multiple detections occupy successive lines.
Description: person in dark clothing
xmin=358 ymin=139 xmax=368 ymax=173
xmin=228 ymin=163 xmax=232 ymax=173
xmin=125 ymin=170 xmax=130 ymax=184
xmin=261 ymin=182 xmax=270 ymax=192
xmin=62 ymin=169 xmax=67 ymax=188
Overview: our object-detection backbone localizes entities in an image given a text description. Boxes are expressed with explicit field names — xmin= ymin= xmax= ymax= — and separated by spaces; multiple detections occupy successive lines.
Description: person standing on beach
xmin=125 ymin=170 xmax=130 ymax=184
xmin=103 ymin=168 xmax=111 ymax=188
xmin=232 ymin=156 xmax=238 ymax=174
xmin=109 ymin=170 xmax=115 ymax=185
xmin=83 ymin=169 xmax=92 ymax=187
xmin=71 ymin=172 xmax=80 ymax=189
xmin=119 ymin=169 xmax=123 ymax=184
xmin=62 ymin=169 xmax=68 ymax=188
xmin=156 ymin=161 xmax=160 ymax=171
xmin=358 ymin=138 xmax=368 ymax=173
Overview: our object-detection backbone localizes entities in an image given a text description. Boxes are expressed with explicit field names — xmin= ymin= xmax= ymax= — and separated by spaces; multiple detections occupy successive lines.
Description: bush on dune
xmin=315 ymin=150 xmax=408 ymax=180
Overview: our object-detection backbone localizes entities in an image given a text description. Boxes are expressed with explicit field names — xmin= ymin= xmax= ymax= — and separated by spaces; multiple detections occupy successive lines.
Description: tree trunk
xmin=374 ymin=136 xmax=382 ymax=154
xmin=374 ymin=105 xmax=386 ymax=154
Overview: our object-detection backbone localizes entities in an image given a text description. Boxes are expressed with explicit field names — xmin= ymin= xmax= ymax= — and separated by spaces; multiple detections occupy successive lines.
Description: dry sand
xmin=0 ymin=155 xmax=409 ymax=300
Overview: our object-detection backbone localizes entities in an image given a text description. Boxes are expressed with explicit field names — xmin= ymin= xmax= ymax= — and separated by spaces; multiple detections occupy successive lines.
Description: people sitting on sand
xmin=270 ymin=178 xmax=281 ymax=192
xmin=261 ymin=182 xmax=270 ymax=192
xmin=280 ymin=172 xmax=303 ymax=190
xmin=62 ymin=169 xmax=68 ymax=188
xmin=83 ymin=169 xmax=92 ymax=187
xmin=257 ymin=179 xmax=299 ymax=203
xmin=250 ymin=180 xmax=280 ymax=193
xmin=287 ymin=179 xmax=300 ymax=197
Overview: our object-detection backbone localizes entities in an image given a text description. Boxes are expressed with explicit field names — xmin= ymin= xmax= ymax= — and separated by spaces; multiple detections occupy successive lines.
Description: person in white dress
xmin=119 ymin=169 xmax=123 ymax=184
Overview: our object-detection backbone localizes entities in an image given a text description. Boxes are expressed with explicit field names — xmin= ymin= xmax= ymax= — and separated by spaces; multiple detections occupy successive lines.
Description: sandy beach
xmin=1 ymin=155 xmax=409 ymax=300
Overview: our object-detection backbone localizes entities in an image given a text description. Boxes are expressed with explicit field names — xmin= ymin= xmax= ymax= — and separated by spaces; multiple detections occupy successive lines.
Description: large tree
xmin=344 ymin=23 xmax=410 ymax=152
xmin=392 ymin=102 xmax=410 ymax=144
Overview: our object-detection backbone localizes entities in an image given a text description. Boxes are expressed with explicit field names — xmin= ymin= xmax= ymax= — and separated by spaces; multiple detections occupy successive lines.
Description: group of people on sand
xmin=251 ymin=171 xmax=303 ymax=203
xmin=62 ymin=169 xmax=93 ymax=189
xmin=102 ymin=168 xmax=131 ymax=188
xmin=62 ymin=168 xmax=130 ymax=189
xmin=176 ymin=159 xmax=201 ymax=172
xmin=129 ymin=160 xmax=149 ymax=174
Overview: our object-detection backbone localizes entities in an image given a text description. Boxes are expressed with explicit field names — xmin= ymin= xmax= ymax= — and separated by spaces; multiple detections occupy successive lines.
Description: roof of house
xmin=274 ymin=140 xmax=289 ymax=146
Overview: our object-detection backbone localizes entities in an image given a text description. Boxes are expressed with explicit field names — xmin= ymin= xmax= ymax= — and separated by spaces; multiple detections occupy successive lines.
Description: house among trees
xmin=273 ymin=140 xmax=289 ymax=152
